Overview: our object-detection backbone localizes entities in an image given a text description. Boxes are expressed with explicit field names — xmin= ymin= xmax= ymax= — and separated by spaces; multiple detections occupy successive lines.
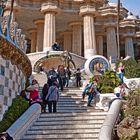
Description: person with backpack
xmin=45 ymin=80 xmax=59 ymax=113
xmin=82 ymin=79 xmax=100 ymax=107
xmin=41 ymin=82 xmax=49 ymax=112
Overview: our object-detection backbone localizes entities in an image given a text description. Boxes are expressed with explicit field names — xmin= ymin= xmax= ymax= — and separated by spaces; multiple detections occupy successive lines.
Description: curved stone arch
xmin=33 ymin=54 xmax=76 ymax=72
xmin=84 ymin=55 xmax=110 ymax=76
xmin=33 ymin=56 xmax=48 ymax=72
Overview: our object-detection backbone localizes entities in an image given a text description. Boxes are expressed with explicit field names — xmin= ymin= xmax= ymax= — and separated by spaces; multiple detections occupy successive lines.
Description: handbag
xmin=45 ymin=87 xmax=56 ymax=102
xmin=86 ymin=84 xmax=94 ymax=95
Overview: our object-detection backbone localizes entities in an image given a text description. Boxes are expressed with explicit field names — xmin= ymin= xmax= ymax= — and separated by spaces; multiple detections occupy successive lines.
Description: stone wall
xmin=0 ymin=56 xmax=26 ymax=121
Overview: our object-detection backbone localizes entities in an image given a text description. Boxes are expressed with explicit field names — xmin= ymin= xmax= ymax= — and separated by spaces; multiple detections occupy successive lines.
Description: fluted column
xmin=29 ymin=29 xmax=37 ymax=53
xmin=61 ymin=31 xmax=72 ymax=52
xmin=34 ymin=19 xmax=44 ymax=52
xmin=125 ymin=37 xmax=134 ymax=58
xmin=69 ymin=22 xmax=82 ymax=56
xmin=97 ymin=35 xmax=103 ymax=55
xmin=41 ymin=2 xmax=59 ymax=52
xmin=106 ymin=26 xmax=117 ymax=60
xmin=80 ymin=5 xmax=97 ymax=59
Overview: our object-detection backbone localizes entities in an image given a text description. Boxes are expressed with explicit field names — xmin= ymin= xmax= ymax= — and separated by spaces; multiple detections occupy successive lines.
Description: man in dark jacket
xmin=41 ymin=82 xmax=49 ymax=112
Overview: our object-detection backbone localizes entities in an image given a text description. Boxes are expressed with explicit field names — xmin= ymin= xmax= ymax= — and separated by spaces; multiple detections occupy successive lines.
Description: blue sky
xmin=110 ymin=0 xmax=140 ymax=16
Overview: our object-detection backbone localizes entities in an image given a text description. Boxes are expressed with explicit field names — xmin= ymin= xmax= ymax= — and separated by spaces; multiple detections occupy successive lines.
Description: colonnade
xmin=29 ymin=2 xmax=135 ymax=59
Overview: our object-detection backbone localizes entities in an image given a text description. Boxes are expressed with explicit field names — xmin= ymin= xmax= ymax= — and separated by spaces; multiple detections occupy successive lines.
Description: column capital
xmin=28 ymin=28 xmax=37 ymax=33
xmin=34 ymin=19 xmax=44 ymax=25
xmin=96 ymin=33 xmax=104 ymax=36
xmin=41 ymin=2 xmax=60 ymax=14
xmin=104 ymin=22 xmax=116 ymax=28
xmin=60 ymin=31 xmax=72 ymax=36
xmin=68 ymin=21 xmax=82 ymax=27
xmin=80 ymin=5 xmax=98 ymax=17
xmin=122 ymin=33 xmax=135 ymax=38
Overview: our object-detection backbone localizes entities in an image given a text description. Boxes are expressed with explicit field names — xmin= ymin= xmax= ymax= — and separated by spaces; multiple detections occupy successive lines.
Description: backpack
xmin=84 ymin=83 xmax=94 ymax=95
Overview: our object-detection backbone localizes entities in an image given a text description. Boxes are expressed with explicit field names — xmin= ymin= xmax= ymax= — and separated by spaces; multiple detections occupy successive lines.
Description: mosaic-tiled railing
xmin=0 ymin=8 xmax=32 ymax=77
xmin=0 ymin=8 xmax=32 ymax=120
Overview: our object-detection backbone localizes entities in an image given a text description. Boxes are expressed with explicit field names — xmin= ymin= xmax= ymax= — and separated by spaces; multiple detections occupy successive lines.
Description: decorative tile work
xmin=0 ymin=85 xmax=4 ymax=95
xmin=0 ymin=58 xmax=26 ymax=120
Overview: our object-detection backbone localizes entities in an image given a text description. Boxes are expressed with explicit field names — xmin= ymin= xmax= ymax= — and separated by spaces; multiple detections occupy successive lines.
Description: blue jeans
xmin=87 ymin=93 xmax=100 ymax=106
xmin=118 ymin=73 xmax=124 ymax=83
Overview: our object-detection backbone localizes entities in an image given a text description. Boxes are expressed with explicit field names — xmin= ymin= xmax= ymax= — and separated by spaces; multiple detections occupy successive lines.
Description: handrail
xmin=99 ymin=99 xmax=123 ymax=140
xmin=6 ymin=103 xmax=41 ymax=140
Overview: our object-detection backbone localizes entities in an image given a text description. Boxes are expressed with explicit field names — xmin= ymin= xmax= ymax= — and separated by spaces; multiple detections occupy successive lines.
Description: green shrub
xmin=90 ymin=70 xmax=120 ymax=93
xmin=116 ymin=58 xmax=140 ymax=78
xmin=0 ymin=96 xmax=29 ymax=133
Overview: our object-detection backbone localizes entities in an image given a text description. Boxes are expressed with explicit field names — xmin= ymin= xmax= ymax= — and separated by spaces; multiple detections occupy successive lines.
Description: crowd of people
xmin=19 ymin=59 xmax=129 ymax=113
xmin=20 ymin=65 xmax=83 ymax=113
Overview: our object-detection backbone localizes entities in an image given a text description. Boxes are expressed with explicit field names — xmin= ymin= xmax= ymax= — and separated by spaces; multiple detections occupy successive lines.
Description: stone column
xmin=29 ymin=29 xmax=37 ymax=53
xmin=61 ymin=31 xmax=72 ymax=52
xmin=106 ymin=26 xmax=117 ymax=61
xmin=80 ymin=5 xmax=97 ymax=59
xmin=34 ymin=19 xmax=44 ymax=52
xmin=69 ymin=22 xmax=82 ymax=56
xmin=125 ymin=37 xmax=134 ymax=58
xmin=97 ymin=35 xmax=103 ymax=55
xmin=41 ymin=2 xmax=59 ymax=52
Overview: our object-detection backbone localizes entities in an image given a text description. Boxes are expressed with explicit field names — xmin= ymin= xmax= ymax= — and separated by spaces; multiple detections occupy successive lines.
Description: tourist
xmin=20 ymin=90 xmax=30 ymax=102
xmin=82 ymin=79 xmax=100 ymax=107
xmin=108 ymin=83 xmax=129 ymax=109
xmin=117 ymin=62 xmax=125 ymax=83
xmin=0 ymin=132 xmax=13 ymax=140
xmin=75 ymin=68 xmax=81 ymax=87
xmin=52 ymin=42 xmax=61 ymax=51
xmin=65 ymin=67 xmax=71 ymax=87
xmin=114 ymin=82 xmax=129 ymax=98
xmin=26 ymin=79 xmax=40 ymax=106
xmin=47 ymin=67 xmax=58 ymax=87
xmin=57 ymin=65 xmax=66 ymax=91
xmin=45 ymin=80 xmax=59 ymax=113
xmin=41 ymin=82 xmax=49 ymax=113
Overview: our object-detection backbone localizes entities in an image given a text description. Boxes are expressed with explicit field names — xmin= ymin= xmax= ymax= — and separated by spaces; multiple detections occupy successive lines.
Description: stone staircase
xmin=20 ymin=88 xmax=107 ymax=140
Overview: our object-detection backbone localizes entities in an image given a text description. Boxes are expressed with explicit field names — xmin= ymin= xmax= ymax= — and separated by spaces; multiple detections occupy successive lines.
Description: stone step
xmin=21 ymin=74 xmax=107 ymax=140
xmin=45 ymin=107 xmax=104 ymax=112
xmin=56 ymin=103 xmax=86 ymax=106
xmin=34 ymin=120 xmax=104 ymax=126
xmin=59 ymin=96 xmax=82 ymax=100
xmin=25 ymin=129 xmax=100 ymax=135
xmin=21 ymin=133 xmax=99 ymax=139
xmin=40 ymin=112 xmax=107 ymax=117
xmin=30 ymin=124 xmax=102 ymax=130
xmin=38 ymin=115 xmax=106 ymax=121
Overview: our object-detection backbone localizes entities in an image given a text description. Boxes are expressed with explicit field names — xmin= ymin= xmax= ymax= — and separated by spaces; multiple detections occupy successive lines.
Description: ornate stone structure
xmin=6 ymin=0 xmax=139 ymax=62
xmin=0 ymin=5 xmax=32 ymax=120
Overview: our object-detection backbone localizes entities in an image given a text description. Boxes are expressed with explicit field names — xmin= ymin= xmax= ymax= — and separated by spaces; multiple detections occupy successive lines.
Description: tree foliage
xmin=0 ymin=96 xmax=29 ymax=133
xmin=90 ymin=70 xmax=120 ymax=93
xmin=116 ymin=58 xmax=140 ymax=78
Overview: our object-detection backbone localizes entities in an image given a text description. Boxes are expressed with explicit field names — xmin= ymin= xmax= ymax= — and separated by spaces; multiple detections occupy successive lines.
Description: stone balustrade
xmin=7 ymin=103 xmax=41 ymax=140
xmin=99 ymin=99 xmax=123 ymax=140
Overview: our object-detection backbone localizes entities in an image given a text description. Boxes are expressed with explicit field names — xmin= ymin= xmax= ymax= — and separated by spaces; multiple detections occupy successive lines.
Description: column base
xmin=84 ymin=49 xmax=97 ymax=59
xmin=43 ymin=47 xmax=52 ymax=52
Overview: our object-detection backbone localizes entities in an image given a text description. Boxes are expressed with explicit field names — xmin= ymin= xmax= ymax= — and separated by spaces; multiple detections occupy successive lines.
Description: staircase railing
xmin=6 ymin=103 xmax=41 ymax=140
xmin=99 ymin=99 xmax=123 ymax=140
